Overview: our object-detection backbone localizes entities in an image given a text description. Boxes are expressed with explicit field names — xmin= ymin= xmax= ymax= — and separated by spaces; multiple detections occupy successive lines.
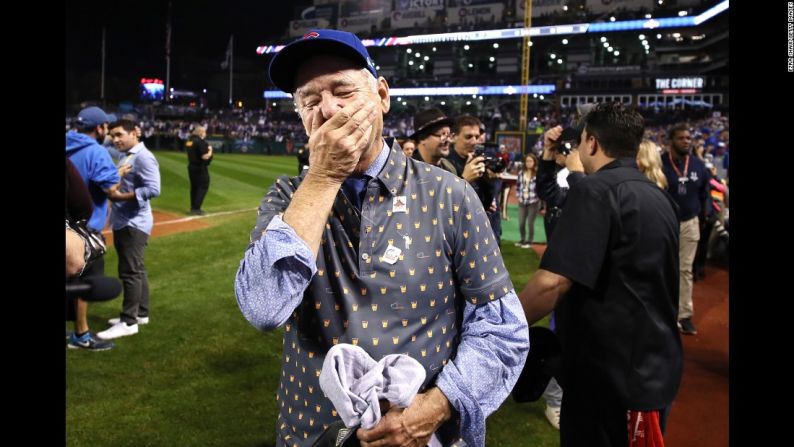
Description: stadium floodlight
xmin=489 ymin=56 xmax=495 ymax=62
xmin=409 ymin=60 xmax=414 ymax=65
xmin=432 ymin=47 xmax=436 ymax=52
xmin=557 ymin=59 xmax=563 ymax=64
xmin=601 ymin=36 xmax=607 ymax=42
xmin=464 ymin=45 xmax=470 ymax=50
xmin=466 ymin=101 xmax=471 ymax=105
xmin=407 ymin=48 xmax=412 ymax=53
xmin=562 ymin=39 xmax=568 ymax=44
xmin=610 ymin=17 xmax=616 ymax=22
xmin=419 ymin=65 xmax=424 ymax=69
xmin=614 ymin=51 xmax=620 ymax=56
xmin=639 ymin=34 xmax=646 ymax=40
xmin=678 ymin=11 xmax=688 ymax=17
xmin=440 ymin=101 xmax=445 ymax=105
xmin=424 ymin=56 xmax=429 ymax=61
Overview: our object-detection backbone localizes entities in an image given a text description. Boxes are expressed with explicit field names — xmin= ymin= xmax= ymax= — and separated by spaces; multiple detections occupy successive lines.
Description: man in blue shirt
xmin=98 ymin=119 xmax=161 ymax=340
xmin=235 ymin=29 xmax=528 ymax=446
xmin=65 ymin=106 xmax=129 ymax=351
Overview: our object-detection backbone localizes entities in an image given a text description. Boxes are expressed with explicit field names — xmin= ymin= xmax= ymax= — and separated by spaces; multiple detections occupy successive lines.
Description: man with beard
xmin=409 ymin=108 xmax=456 ymax=175
xmin=661 ymin=124 xmax=710 ymax=336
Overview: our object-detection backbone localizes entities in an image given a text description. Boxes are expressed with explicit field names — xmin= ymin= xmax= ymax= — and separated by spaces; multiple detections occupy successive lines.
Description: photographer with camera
xmin=446 ymin=115 xmax=505 ymax=244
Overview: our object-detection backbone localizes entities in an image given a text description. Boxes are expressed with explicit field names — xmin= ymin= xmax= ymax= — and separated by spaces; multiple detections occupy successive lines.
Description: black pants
xmin=113 ymin=226 xmax=150 ymax=325
xmin=188 ymin=165 xmax=210 ymax=211
xmin=693 ymin=216 xmax=715 ymax=277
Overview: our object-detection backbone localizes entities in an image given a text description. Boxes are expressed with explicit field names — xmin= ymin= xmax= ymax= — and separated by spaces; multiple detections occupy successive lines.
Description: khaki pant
xmin=678 ymin=217 xmax=700 ymax=320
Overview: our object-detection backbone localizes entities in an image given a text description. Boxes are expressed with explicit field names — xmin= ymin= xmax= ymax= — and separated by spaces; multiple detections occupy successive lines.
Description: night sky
xmin=66 ymin=0 xmax=303 ymax=107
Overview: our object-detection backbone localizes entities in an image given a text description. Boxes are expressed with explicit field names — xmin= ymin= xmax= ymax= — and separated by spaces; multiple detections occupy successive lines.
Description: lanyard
xmin=668 ymin=152 xmax=689 ymax=178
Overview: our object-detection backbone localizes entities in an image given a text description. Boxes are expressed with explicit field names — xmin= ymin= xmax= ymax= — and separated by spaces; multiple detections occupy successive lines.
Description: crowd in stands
xmin=66 ymin=102 xmax=728 ymax=183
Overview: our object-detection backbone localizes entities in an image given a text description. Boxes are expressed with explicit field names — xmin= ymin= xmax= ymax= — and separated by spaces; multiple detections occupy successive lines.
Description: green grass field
xmin=66 ymin=151 xmax=557 ymax=446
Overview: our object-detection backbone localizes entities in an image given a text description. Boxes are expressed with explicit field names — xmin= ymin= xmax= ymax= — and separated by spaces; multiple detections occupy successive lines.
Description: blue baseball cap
xmin=76 ymin=106 xmax=112 ymax=129
xmin=268 ymin=29 xmax=377 ymax=94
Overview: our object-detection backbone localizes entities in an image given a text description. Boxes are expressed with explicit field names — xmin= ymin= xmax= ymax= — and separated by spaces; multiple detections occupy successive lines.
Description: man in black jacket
xmin=520 ymin=103 xmax=682 ymax=446
xmin=185 ymin=124 xmax=213 ymax=215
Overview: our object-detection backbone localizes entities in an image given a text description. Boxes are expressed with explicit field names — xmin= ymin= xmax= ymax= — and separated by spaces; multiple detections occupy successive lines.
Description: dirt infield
xmin=100 ymin=210 xmax=211 ymax=245
xmin=532 ymin=245 xmax=729 ymax=446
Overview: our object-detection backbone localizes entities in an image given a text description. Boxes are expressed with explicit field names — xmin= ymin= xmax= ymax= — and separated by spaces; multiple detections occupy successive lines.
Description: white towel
xmin=319 ymin=343 xmax=426 ymax=430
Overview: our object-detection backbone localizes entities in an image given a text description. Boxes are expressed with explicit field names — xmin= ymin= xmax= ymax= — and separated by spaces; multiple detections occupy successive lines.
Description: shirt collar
xmin=598 ymin=157 xmax=638 ymax=171
xmin=362 ymin=139 xmax=390 ymax=178
xmin=375 ymin=139 xmax=409 ymax=198
xmin=125 ymin=141 xmax=145 ymax=155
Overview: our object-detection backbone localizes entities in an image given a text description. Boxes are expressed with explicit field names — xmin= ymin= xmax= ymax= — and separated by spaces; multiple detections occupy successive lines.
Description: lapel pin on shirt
xmin=392 ymin=196 xmax=407 ymax=213
xmin=382 ymin=245 xmax=401 ymax=265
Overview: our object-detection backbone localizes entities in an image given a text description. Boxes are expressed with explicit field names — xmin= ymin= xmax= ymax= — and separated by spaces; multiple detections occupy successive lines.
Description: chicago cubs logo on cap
xmin=303 ymin=31 xmax=320 ymax=39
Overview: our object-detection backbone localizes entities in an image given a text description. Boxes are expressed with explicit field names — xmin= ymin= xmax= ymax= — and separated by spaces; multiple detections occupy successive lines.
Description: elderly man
xmin=235 ymin=29 xmax=527 ymax=447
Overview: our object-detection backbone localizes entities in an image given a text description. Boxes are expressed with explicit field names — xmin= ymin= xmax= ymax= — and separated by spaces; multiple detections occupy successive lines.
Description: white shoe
xmin=107 ymin=316 xmax=149 ymax=325
xmin=544 ymin=405 xmax=560 ymax=430
xmin=97 ymin=322 xmax=139 ymax=340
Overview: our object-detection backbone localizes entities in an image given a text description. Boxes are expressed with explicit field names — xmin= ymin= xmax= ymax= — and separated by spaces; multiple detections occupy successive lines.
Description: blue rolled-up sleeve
xmin=235 ymin=215 xmax=317 ymax=331
xmin=435 ymin=291 xmax=528 ymax=447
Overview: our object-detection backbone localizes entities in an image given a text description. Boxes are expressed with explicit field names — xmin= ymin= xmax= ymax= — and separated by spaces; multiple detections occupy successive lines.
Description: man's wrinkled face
xmin=293 ymin=55 xmax=386 ymax=143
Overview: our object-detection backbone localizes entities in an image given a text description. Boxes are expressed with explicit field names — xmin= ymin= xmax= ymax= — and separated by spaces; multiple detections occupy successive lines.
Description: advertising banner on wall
xmin=585 ymin=0 xmax=653 ymax=15
xmin=288 ymin=18 xmax=331 ymax=38
xmin=516 ymin=0 xmax=567 ymax=19
xmin=391 ymin=7 xmax=439 ymax=29
xmin=447 ymin=2 xmax=505 ymax=25
xmin=338 ymin=13 xmax=381 ymax=33
xmin=394 ymin=0 xmax=444 ymax=11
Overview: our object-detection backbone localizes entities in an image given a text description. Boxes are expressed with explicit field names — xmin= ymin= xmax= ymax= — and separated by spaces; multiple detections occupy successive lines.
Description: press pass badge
xmin=393 ymin=196 xmax=407 ymax=213
xmin=678 ymin=177 xmax=687 ymax=195
xmin=382 ymin=244 xmax=402 ymax=265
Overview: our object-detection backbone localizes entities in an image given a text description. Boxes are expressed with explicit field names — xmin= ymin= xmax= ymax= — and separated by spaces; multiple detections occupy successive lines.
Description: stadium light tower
xmin=519 ymin=0 xmax=533 ymax=134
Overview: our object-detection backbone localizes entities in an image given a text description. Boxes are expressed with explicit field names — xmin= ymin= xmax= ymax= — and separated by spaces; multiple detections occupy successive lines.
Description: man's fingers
xmin=324 ymin=99 xmax=368 ymax=131
xmin=340 ymin=102 xmax=378 ymax=138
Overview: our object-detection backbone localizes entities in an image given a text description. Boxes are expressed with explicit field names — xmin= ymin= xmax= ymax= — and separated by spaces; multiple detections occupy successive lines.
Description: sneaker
xmin=190 ymin=209 xmax=206 ymax=216
xmin=544 ymin=405 xmax=561 ymax=430
xmin=521 ymin=243 xmax=532 ymax=248
xmin=678 ymin=318 xmax=698 ymax=335
xmin=67 ymin=332 xmax=115 ymax=351
xmin=514 ymin=241 xmax=525 ymax=247
xmin=107 ymin=316 xmax=149 ymax=325
xmin=97 ymin=322 xmax=139 ymax=340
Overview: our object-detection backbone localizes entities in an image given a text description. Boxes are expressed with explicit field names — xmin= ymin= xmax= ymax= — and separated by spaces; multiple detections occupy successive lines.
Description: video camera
xmin=473 ymin=142 xmax=507 ymax=173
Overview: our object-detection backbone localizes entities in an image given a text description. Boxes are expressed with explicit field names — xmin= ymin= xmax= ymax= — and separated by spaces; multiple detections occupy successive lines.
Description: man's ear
xmin=588 ymin=136 xmax=599 ymax=157
xmin=377 ymin=77 xmax=390 ymax=114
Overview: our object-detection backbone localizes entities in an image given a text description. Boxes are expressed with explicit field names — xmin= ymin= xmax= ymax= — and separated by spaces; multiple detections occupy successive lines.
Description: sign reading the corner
xmin=655 ymin=77 xmax=705 ymax=90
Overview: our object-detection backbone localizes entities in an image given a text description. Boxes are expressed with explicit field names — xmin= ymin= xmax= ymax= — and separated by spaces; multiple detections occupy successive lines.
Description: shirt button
xmin=362 ymin=253 xmax=369 ymax=260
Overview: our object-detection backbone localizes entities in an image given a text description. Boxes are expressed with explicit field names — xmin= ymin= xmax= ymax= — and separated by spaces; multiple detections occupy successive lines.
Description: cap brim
xmin=408 ymin=117 xmax=453 ymax=141
xmin=269 ymin=39 xmax=371 ymax=94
